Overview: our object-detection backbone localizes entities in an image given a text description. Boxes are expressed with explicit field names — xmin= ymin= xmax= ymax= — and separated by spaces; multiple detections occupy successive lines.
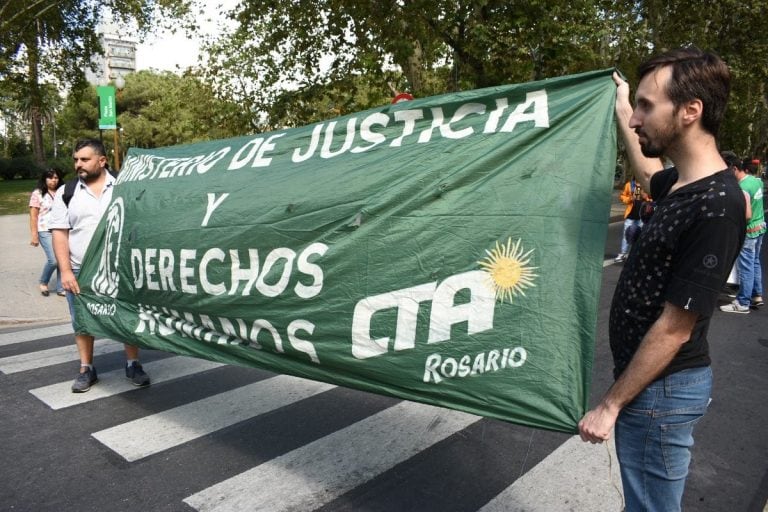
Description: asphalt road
xmin=1 ymin=221 xmax=766 ymax=512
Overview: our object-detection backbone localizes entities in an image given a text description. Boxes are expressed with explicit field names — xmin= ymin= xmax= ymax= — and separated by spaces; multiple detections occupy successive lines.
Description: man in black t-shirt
xmin=578 ymin=48 xmax=746 ymax=511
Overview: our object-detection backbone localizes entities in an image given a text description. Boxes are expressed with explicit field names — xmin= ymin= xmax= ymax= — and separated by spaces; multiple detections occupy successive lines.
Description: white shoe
xmin=719 ymin=300 xmax=750 ymax=314
xmin=614 ymin=253 xmax=626 ymax=263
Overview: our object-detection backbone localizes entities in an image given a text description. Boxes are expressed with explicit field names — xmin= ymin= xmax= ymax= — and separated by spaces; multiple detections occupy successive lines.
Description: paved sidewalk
xmin=0 ymin=214 xmax=70 ymax=326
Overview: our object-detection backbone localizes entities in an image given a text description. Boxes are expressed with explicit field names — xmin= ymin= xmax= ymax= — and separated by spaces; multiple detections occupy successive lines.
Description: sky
xmin=135 ymin=30 xmax=204 ymax=72
xmin=133 ymin=0 xmax=238 ymax=73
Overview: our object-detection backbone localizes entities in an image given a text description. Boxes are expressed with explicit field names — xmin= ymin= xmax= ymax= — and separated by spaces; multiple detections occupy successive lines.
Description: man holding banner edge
xmin=578 ymin=49 xmax=745 ymax=510
xmin=50 ymin=139 xmax=151 ymax=392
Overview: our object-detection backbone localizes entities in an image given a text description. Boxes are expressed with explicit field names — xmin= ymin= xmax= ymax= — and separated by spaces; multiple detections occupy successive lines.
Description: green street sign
xmin=97 ymin=85 xmax=117 ymax=129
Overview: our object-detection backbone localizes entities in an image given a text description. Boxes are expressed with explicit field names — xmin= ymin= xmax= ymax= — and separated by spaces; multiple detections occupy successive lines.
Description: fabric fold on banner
xmin=75 ymin=68 xmax=618 ymax=434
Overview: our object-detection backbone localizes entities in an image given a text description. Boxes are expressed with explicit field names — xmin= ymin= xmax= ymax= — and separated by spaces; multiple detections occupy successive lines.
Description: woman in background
xmin=29 ymin=168 xmax=65 ymax=296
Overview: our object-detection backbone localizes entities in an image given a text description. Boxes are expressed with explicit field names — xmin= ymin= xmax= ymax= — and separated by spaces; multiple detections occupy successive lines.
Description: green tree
xmin=117 ymin=70 xmax=252 ymax=150
xmin=56 ymin=70 xmax=251 ymax=162
xmin=0 ymin=0 xmax=194 ymax=166
xmin=56 ymin=85 xmax=101 ymax=148
xmin=201 ymin=0 xmax=628 ymax=130
xmin=202 ymin=0 xmax=767 ymax=159
xmin=624 ymin=0 xmax=768 ymax=158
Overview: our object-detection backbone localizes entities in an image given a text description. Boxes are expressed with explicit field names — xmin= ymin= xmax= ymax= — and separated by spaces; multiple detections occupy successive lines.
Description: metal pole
xmin=113 ymin=126 xmax=120 ymax=171
xmin=113 ymin=77 xmax=124 ymax=172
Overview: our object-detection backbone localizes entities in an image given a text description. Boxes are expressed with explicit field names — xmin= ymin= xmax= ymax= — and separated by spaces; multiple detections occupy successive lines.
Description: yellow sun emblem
xmin=478 ymin=237 xmax=538 ymax=303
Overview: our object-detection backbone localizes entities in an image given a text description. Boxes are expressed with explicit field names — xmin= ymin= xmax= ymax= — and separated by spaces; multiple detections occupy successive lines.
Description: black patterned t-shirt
xmin=609 ymin=168 xmax=746 ymax=379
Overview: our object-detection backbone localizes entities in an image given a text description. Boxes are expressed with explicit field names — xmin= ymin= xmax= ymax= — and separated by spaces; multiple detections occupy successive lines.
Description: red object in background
xmin=391 ymin=93 xmax=414 ymax=104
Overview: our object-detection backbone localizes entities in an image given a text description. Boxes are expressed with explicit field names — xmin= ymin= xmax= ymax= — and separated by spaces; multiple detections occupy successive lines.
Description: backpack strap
xmin=62 ymin=179 xmax=78 ymax=207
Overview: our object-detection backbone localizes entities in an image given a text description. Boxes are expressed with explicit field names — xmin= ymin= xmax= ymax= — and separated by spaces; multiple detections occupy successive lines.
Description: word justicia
xmin=117 ymin=90 xmax=550 ymax=182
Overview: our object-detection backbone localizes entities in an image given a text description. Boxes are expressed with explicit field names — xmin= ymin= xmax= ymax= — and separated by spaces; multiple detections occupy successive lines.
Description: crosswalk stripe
xmin=0 ymin=338 xmax=123 ymax=374
xmin=477 ymin=436 xmax=624 ymax=511
xmin=92 ymin=375 xmax=336 ymax=462
xmin=6 ymin=324 xmax=626 ymax=511
xmin=183 ymin=401 xmax=481 ymax=512
xmin=0 ymin=323 xmax=72 ymax=347
xmin=29 ymin=356 xmax=225 ymax=410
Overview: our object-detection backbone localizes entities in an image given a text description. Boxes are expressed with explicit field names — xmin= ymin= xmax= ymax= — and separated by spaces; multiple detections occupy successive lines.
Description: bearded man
xmin=579 ymin=48 xmax=746 ymax=511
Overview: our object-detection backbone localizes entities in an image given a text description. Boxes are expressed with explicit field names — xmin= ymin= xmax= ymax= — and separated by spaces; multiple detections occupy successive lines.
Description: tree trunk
xmin=405 ymin=39 xmax=424 ymax=94
xmin=26 ymin=24 xmax=45 ymax=166
xmin=30 ymin=107 xmax=44 ymax=165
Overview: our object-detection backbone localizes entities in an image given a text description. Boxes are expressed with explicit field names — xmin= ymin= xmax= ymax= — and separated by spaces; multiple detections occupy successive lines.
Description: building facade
xmin=85 ymin=33 xmax=137 ymax=85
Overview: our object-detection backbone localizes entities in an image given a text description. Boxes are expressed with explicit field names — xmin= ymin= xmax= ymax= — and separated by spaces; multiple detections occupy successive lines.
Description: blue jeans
xmin=37 ymin=231 xmax=62 ymax=293
xmin=615 ymin=366 xmax=712 ymax=512
xmin=736 ymin=234 xmax=764 ymax=306
xmin=621 ymin=218 xmax=643 ymax=254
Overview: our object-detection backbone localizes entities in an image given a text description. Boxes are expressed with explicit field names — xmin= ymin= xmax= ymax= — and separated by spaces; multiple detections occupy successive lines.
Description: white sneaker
xmin=614 ymin=253 xmax=627 ymax=263
xmin=719 ymin=300 xmax=750 ymax=314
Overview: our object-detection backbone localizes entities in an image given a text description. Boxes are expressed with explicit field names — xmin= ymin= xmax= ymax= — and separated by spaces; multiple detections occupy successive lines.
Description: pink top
xmin=29 ymin=188 xmax=58 ymax=231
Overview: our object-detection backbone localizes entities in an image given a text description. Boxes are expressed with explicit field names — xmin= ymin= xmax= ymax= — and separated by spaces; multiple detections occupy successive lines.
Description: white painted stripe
xmin=0 ymin=338 xmax=123 ymax=374
xmin=478 ymin=435 xmax=623 ymax=511
xmin=0 ymin=323 xmax=72 ymax=347
xmin=93 ymin=375 xmax=336 ymax=462
xmin=184 ymin=401 xmax=481 ymax=512
xmin=29 ymin=356 xmax=224 ymax=410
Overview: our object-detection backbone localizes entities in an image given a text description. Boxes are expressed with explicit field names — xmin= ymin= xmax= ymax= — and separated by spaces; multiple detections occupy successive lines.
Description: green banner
xmin=97 ymin=85 xmax=117 ymax=129
xmin=76 ymin=69 xmax=617 ymax=433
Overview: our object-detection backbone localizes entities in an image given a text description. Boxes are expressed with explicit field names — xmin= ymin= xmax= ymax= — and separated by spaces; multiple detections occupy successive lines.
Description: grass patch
xmin=0 ymin=179 xmax=36 ymax=216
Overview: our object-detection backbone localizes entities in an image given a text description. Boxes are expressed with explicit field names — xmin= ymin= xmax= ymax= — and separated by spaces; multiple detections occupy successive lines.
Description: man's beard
xmin=77 ymin=167 xmax=102 ymax=183
xmin=638 ymin=121 xmax=680 ymax=158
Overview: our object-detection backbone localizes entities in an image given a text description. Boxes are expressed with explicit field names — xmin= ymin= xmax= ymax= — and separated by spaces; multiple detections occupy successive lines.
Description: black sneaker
xmin=126 ymin=361 xmax=150 ymax=387
xmin=71 ymin=366 xmax=98 ymax=393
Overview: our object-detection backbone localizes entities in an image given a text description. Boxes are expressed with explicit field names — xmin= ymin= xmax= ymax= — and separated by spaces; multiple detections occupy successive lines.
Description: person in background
xmin=49 ymin=139 xmax=150 ymax=393
xmin=29 ymin=168 xmax=65 ymax=297
xmin=579 ymin=48 xmax=745 ymax=511
xmin=614 ymin=176 xmax=650 ymax=262
xmin=720 ymin=154 xmax=765 ymax=313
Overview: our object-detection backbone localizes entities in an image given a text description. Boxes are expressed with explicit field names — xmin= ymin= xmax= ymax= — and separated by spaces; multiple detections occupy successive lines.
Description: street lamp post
xmin=113 ymin=75 xmax=125 ymax=171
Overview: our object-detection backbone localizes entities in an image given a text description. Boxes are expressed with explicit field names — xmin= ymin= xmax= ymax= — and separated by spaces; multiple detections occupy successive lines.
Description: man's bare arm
xmin=613 ymin=72 xmax=664 ymax=193
xmin=52 ymin=228 xmax=79 ymax=294
xmin=578 ymin=301 xmax=698 ymax=442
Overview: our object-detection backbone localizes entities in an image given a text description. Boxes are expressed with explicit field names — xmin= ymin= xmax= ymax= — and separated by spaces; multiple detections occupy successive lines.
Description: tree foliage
xmin=3 ymin=0 xmax=767 ymax=164
xmin=117 ymin=70 xmax=253 ymax=149
xmin=202 ymin=0 xmax=768 ymax=158
xmin=622 ymin=0 xmax=768 ymax=157
xmin=202 ymin=0 xmax=623 ymax=130
xmin=55 ymin=70 xmax=251 ymax=166
xmin=0 ymin=0 xmax=193 ymax=165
